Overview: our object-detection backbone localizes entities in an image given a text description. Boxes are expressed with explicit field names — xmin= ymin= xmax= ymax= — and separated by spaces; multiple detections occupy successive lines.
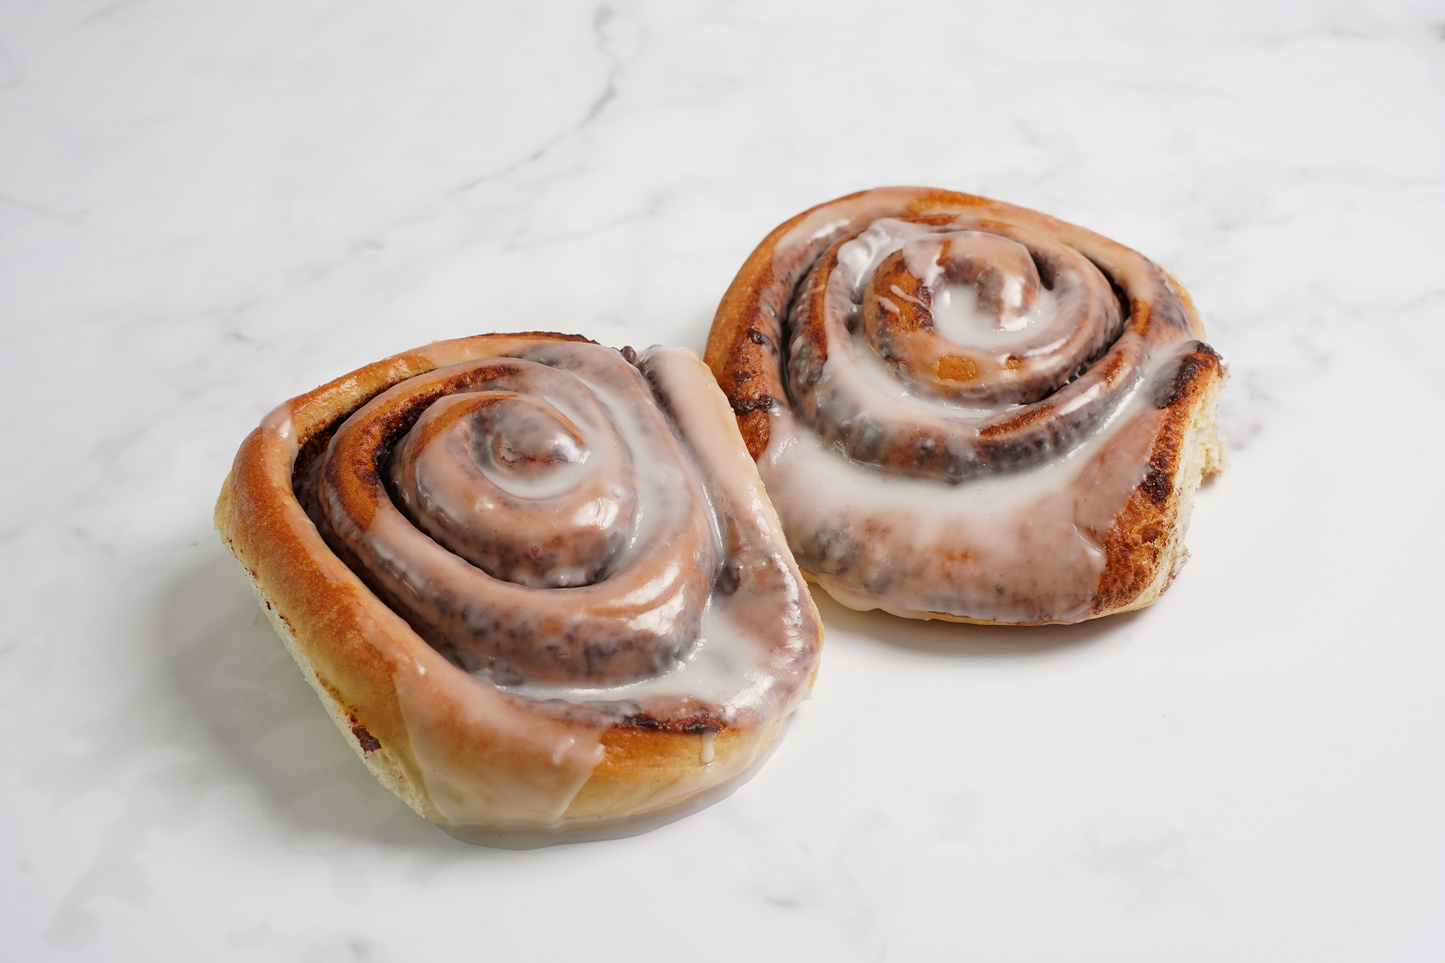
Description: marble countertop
xmin=4 ymin=1 xmax=1443 ymax=959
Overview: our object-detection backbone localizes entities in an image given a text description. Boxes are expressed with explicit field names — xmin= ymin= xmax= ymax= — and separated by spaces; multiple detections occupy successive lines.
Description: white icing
xmin=848 ymin=322 xmax=1007 ymax=416
xmin=489 ymin=588 xmax=785 ymax=721
xmin=329 ymin=348 xmax=716 ymax=684
xmin=832 ymin=219 xmax=1077 ymax=384
xmin=261 ymin=402 xmax=298 ymax=460
xmin=930 ymin=280 xmax=1055 ymax=343
xmin=486 ymin=347 xmax=817 ymax=723
xmin=759 ymin=380 xmax=1171 ymax=622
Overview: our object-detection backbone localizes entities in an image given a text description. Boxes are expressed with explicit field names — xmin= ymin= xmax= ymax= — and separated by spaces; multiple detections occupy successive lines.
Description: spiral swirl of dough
xmin=707 ymin=188 xmax=1225 ymax=624
xmin=784 ymin=213 xmax=1190 ymax=482
xmin=312 ymin=346 xmax=717 ymax=686
xmin=219 ymin=334 xmax=822 ymax=841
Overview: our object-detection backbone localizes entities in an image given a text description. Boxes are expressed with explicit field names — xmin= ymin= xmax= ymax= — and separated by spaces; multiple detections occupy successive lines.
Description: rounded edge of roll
xmin=215 ymin=332 xmax=820 ymax=842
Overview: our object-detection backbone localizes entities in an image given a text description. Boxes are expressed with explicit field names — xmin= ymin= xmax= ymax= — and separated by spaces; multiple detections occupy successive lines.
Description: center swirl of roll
xmin=312 ymin=348 xmax=718 ymax=686
xmin=391 ymin=391 xmax=637 ymax=589
xmin=860 ymin=228 xmax=1114 ymax=405
xmin=786 ymin=216 xmax=1142 ymax=482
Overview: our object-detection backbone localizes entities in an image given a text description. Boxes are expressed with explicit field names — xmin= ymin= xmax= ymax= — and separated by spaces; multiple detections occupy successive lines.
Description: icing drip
xmin=761 ymin=386 xmax=1169 ymax=623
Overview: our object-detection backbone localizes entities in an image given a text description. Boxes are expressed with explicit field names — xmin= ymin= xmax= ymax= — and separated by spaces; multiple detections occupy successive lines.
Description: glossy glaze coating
xmin=218 ymin=335 xmax=823 ymax=840
xmin=706 ymin=188 xmax=1225 ymax=623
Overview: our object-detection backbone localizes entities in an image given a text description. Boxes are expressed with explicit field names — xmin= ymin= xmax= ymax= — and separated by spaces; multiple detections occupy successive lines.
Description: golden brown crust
xmin=1093 ymin=343 xmax=1225 ymax=616
xmin=217 ymin=332 xmax=820 ymax=841
xmin=704 ymin=188 xmax=1226 ymax=624
xmin=705 ymin=208 xmax=813 ymax=460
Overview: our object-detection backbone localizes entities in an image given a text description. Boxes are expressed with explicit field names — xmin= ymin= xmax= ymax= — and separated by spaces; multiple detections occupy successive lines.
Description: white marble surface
xmin=3 ymin=0 xmax=1444 ymax=959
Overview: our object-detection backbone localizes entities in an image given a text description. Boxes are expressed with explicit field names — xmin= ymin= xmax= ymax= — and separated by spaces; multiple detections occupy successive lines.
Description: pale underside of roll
xmin=216 ymin=334 xmax=823 ymax=846
xmin=706 ymin=187 xmax=1226 ymax=625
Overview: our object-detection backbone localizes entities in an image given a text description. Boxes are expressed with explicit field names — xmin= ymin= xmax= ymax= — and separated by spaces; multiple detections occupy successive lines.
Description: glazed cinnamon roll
xmin=706 ymin=188 xmax=1225 ymax=624
xmin=216 ymin=334 xmax=822 ymax=844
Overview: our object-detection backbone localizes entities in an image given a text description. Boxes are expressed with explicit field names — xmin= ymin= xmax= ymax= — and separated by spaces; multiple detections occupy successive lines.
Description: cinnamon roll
xmin=215 ymin=333 xmax=822 ymax=845
xmin=706 ymin=188 xmax=1225 ymax=624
